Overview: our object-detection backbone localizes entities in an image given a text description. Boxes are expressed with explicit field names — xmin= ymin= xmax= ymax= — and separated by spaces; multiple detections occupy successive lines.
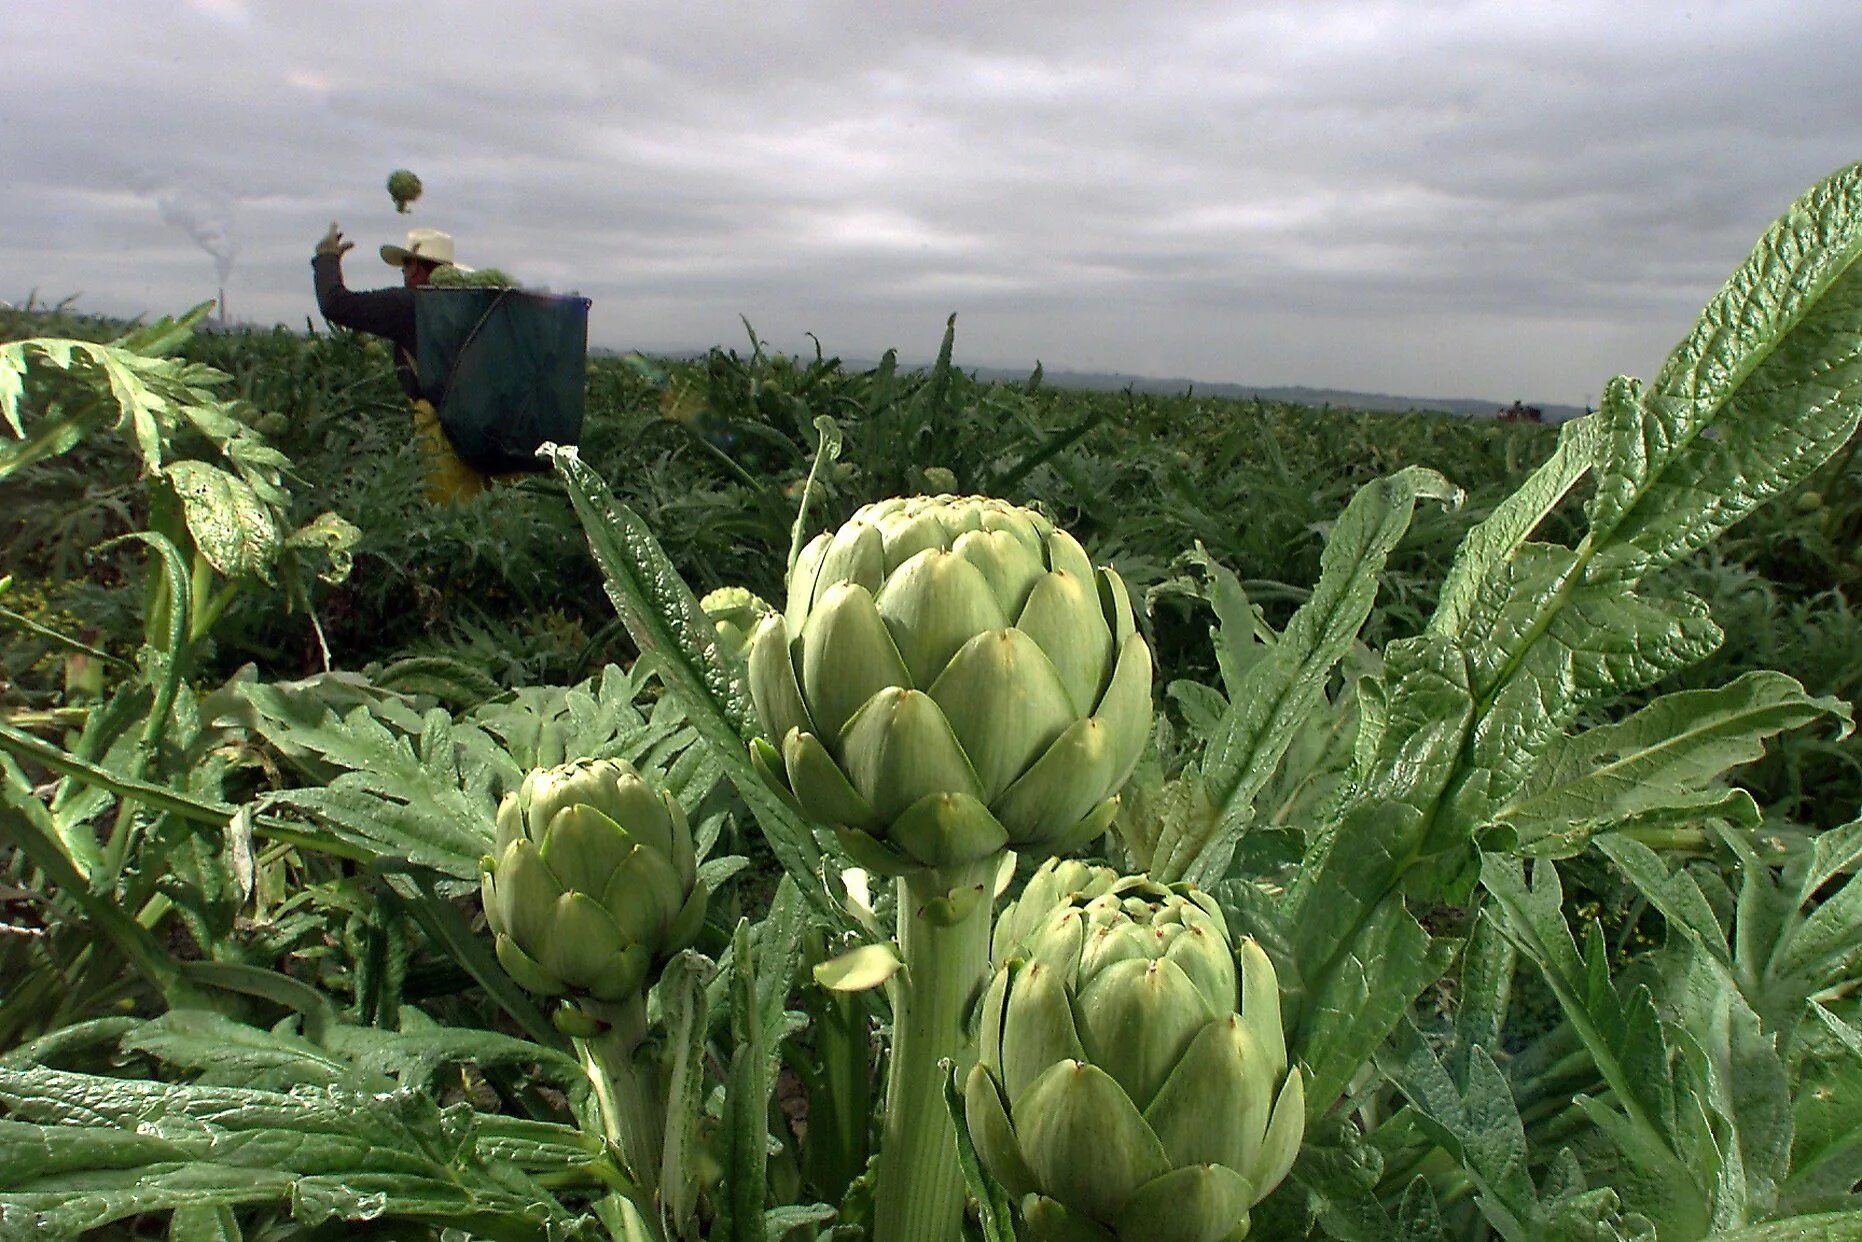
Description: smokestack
xmin=137 ymin=175 xmax=239 ymax=302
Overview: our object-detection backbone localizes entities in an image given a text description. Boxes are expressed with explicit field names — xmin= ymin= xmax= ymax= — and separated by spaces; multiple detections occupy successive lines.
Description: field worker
xmin=311 ymin=223 xmax=497 ymax=503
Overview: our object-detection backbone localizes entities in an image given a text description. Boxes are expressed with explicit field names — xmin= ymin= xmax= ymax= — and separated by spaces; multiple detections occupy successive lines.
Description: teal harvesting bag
xmin=415 ymin=288 xmax=591 ymax=474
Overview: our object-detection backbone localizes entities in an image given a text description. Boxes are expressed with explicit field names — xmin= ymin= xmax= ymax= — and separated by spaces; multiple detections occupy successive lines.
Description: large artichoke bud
xmin=966 ymin=873 xmax=1304 ymax=1241
xmin=480 ymin=758 xmax=707 ymax=1002
xmin=746 ymin=494 xmax=1152 ymax=875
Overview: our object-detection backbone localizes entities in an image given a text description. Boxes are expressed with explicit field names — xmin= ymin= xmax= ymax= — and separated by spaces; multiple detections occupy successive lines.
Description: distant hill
xmin=593 ymin=347 xmax=1585 ymax=423
xmin=963 ymin=365 xmax=1587 ymax=423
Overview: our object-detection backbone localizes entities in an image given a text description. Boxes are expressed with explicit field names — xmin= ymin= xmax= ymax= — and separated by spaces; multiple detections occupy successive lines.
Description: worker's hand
xmin=315 ymin=221 xmax=355 ymax=258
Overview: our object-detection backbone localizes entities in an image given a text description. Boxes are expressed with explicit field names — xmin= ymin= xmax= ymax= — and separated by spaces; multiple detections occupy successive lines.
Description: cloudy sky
xmin=4 ymin=1 xmax=1857 ymax=405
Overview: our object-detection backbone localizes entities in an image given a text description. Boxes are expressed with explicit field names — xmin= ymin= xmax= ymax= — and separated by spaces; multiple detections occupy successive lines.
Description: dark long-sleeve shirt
xmin=312 ymin=253 xmax=423 ymax=400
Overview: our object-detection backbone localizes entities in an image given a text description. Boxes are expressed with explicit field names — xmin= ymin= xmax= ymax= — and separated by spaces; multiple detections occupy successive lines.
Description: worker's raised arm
xmin=311 ymin=221 xmax=415 ymax=343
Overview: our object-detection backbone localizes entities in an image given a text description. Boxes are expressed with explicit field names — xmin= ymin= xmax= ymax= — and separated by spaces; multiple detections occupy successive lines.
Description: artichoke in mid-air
xmin=966 ymin=871 xmax=1304 ymax=1240
xmin=746 ymin=494 xmax=1152 ymax=875
xmin=480 ymin=758 xmax=707 ymax=1002
xmin=387 ymin=168 xmax=423 ymax=214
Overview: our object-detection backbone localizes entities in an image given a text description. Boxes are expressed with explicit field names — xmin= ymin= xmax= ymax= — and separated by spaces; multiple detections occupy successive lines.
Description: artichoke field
xmin=7 ymin=161 xmax=1861 ymax=1242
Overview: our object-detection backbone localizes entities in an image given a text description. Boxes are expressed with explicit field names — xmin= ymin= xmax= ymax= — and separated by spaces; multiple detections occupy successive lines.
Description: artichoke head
xmin=701 ymin=586 xmax=774 ymax=665
xmin=966 ymin=871 xmax=1304 ymax=1240
xmin=746 ymin=495 xmax=1152 ymax=875
xmin=387 ymin=168 xmax=423 ymax=213
xmin=480 ymin=758 xmax=707 ymax=1003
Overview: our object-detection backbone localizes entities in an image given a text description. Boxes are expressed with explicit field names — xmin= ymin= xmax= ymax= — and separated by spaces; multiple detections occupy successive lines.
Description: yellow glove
xmin=315 ymin=221 xmax=356 ymax=258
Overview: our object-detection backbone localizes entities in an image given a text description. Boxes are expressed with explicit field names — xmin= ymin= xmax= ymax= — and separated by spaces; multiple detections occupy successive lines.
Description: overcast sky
xmin=4 ymin=1 xmax=1857 ymax=405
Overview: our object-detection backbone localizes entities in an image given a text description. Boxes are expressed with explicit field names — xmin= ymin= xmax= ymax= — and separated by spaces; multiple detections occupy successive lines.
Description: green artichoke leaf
xmin=488 ymin=840 xmax=565 ymax=948
xmin=999 ymin=961 xmax=1089 ymax=1101
xmin=1041 ymin=528 xmax=1097 ymax=583
xmin=951 ymin=526 xmax=1047 ymax=616
xmin=1251 ymin=1068 xmax=1305 ymax=1200
xmin=875 ymin=548 xmax=1013 ymax=688
xmin=1141 ymin=1017 xmax=1272 ymax=1175
xmin=1114 ymin=1163 xmax=1256 ymax=1242
xmin=1013 ymin=567 xmax=1116 ymax=716
xmin=1014 ymin=1060 xmax=1172 ymax=1226
xmin=1092 ymin=633 xmax=1156 ymax=776
xmin=833 ymin=825 xmax=918 ymax=877
xmin=532 ymin=804 xmax=631 ymax=898
xmin=836 ymin=688 xmax=985 ymax=823
xmin=1073 ymin=957 xmax=1219 ymax=1108
xmin=781 ymin=729 xmax=879 ymax=828
xmin=992 ymin=715 xmax=1123 ymax=843
xmin=928 ymin=628 xmax=1078 ymax=799
xmin=1237 ymin=939 xmax=1288 ymax=1072
xmin=746 ymin=615 xmax=815 ymax=743
xmin=595 ymin=839 xmax=683 ymax=944
xmin=1021 ymin=1196 xmax=1118 ymax=1241
xmin=493 ymin=935 xmax=563 ymax=997
xmin=880 ymin=508 xmax=957 ymax=569
xmin=802 ymin=583 xmax=914 ymax=739
xmin=964 ymin=1062 xmax=1041 ymax=1202
xmin=889 ymin=791 xmax=1012 ymax=869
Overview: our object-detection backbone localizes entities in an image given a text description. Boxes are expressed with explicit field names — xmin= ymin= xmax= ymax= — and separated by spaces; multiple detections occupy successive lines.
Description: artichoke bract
xmin=967 ymin=871 xmax=1304 ymax=1241
xmin=746 ymin=495 xmax=1152 ymax=875
xmin=480 ymin=758 xmax=707 ymax=1003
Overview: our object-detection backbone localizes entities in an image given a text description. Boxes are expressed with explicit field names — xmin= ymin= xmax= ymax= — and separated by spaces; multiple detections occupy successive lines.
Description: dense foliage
xmin=1 ymin=161 xmax=1861 ymax=1240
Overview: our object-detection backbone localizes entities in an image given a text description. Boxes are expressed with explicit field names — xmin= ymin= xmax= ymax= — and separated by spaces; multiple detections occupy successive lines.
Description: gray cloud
xmin=3 ymin=0 xmax=1857 ymax=404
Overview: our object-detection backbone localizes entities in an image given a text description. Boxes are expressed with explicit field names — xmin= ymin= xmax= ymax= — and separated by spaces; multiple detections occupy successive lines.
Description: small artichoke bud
xmin=701 ymin=586 xmax=775 ymax=665
xmin=387 ymin=168 xmax=423 ymax=214
xmin=481 ymin=758 xmax=707 ymax=1003
xmin=991 ymin=857 xmax=1122 ymax=962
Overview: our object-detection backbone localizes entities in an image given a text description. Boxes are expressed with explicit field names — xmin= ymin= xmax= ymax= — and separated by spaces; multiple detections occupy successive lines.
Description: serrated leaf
xmin=1502 ymin=672 xmax=1848 ymax=854
xmin=1771 ymin=854 xmax=1862 ymax=989
xmin=1464 ymin=560 xmax=1724 ymax=801
xmin=1483 ymin=856 xmax=1708 ymax=1233
xmin=1431 ymin=414 xmax=1601 ymax=641
xmin=546 ymin=445 xmax=850 ymax=929
xmin=163 ymin=460 xmax=283 ymax=582
xmin=1379 ymin=1030 xmax=1535 ymax=1236
xmin=1171 ymin=466 xmax=1461 ymax=885
xmin=1701 ymin=1211 xmax=1862 ymax=1241
xmin=1589 ymin=162 xmax=1862 ymax=571
xmin=239 ymin=684 xmax=506 ymax=878
xmin=1673 ymin=948 xmax=1793 ymax=1229
xmin=1597 ymin=834 xmax=1731 ymax=969
xmin=0 ymin=1065 xmax=582 ymax=1237
xmin=1297 ymin=891 xmax=1453 ymax=1115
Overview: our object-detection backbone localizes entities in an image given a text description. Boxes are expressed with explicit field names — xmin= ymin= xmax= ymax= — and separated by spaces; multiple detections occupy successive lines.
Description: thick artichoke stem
xmin=576 ymin=996 xmax=665 ymax=1227
xmin=874 ymin=859 xmax=998 ymax=1242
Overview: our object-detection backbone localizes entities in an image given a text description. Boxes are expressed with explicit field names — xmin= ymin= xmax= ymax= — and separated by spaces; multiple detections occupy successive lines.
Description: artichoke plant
xmin=967 ymin=867 xmax=1305 ymax=1241
xmin=746 ymin=494 xmax=1153 ymax=875
xmin=480 ymin=757 xmax=707 ymax=1004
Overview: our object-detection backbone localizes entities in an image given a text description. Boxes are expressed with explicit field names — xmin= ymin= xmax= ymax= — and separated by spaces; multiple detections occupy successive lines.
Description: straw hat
xmin=381 ymin=228 xmax=459 ymax=268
